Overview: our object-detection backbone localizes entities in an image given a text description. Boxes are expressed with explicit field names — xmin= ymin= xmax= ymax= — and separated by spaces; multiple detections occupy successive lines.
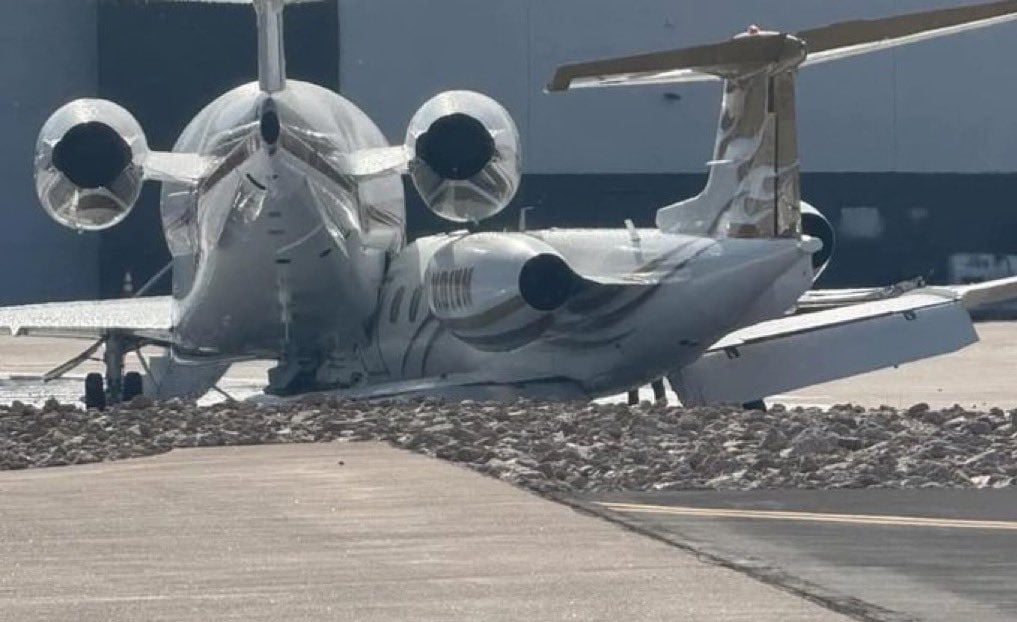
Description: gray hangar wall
xmin=4 ymin=0 xmax=1017 ymax=305
xmin=0 ymin=1 xmax=339 ymax=305
xmin=339 ymin=0 xmax=1017 ymax=286
xmin=0 ymin=1 xmax=100 ymax=305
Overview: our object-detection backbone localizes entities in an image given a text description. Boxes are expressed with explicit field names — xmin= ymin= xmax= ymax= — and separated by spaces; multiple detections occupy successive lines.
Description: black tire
xmin=651 ymin=378 xmax=667 ymax=404
xmin=123 ymin=372 xmax=144 ymax=401
xmin=627 ymin=389 xmax=640 ymax=406
xmin=85 ymin=373 xmax=106 ymax=410
xmin=743 ymin=399 xmax=767 ymax=412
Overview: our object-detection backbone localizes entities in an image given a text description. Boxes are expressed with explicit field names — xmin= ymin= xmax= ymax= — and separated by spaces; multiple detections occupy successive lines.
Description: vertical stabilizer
xmin=547 ymin=0 xmax=1017 ymax=239
xmin=255 ymin=0 xmax=287 ymax=93
xmin=656 ymin=54 xmax=803 ymax=239
xmin=159 ymin=0 xmax=320 ymax=93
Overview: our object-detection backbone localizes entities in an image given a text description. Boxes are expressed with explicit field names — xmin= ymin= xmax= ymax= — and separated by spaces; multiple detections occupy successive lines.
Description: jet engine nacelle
xmin=34 ymin=99 xmax=149 ymax=231
xmin=426 ymin=234 xmax=580 ymax=351
xmin=801 ymin=201 xmax=835 ymax=278
xmin=406 ymin=91 xmax=521 ymax=224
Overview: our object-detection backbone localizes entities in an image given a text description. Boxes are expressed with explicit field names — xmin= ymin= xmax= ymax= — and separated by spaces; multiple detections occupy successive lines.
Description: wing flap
xmin=671 ymin=294 xmax=977 ymax=407
xmin=0 ymin=296 xmax=174 ymax=342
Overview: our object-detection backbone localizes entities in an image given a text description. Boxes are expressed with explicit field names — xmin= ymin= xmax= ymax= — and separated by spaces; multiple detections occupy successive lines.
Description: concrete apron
xmin=0 ymin=443 xmax=849 ymax=622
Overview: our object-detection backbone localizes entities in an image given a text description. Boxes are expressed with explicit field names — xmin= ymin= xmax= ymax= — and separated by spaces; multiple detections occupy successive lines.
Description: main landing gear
xmin=83 ymin=371 xmax=144 ymax=410
xmin=627 ymin=378 xmax=668 ymax=406
xmin=83 ymin=334 xmax=145 ymax=409
xmin=44 ymin=332 xmax=148 ymax=410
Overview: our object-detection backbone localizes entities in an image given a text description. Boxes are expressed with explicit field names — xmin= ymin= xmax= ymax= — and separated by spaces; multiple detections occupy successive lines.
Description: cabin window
xmin=389 ymin=287 xmax=405 ymax=323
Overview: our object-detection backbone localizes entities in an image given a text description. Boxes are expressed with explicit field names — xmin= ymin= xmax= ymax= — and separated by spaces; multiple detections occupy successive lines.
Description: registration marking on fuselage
xmin=597 ymin=502 xmax=1017 ymax=531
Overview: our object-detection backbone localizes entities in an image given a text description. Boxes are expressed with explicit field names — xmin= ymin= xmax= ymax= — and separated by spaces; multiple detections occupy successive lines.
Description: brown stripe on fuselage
xmin=279 ymin=129 xmax=357 ymax=195
xmin=457 ymin=314 xmax=555 ymax=352
xmin=564 ymin=242 xmax=697 ymax=315
xmin=198 ymin=138 xmax=256 ymax=194
xmin=400 ymin=314 xmax=438 ymax=375
xmin=441 ymin=296 xmax=528 ymax=332
xmin=555 ymin=243 xmax=713 ymax=334
xmin=419 ymin=322 xmax=447 ymax=374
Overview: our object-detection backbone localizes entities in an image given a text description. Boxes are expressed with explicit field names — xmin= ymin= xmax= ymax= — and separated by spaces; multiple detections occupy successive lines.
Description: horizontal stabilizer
xmin=799 ymin=0 xmax=1017 ymax=67
xmin=549 ymin=0 xmax=1017 ymax=90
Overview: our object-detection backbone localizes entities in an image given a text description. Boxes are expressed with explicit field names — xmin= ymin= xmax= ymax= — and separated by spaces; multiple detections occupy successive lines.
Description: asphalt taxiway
xmin=578 ymin=489 xmax=1017 ymax=622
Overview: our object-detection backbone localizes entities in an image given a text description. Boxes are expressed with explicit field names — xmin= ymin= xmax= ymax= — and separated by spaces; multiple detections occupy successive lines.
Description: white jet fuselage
xmin=16 ymin=0 xmax=1017 ymax=406
xmin=154 ymin=80 xmax=815 ymax=399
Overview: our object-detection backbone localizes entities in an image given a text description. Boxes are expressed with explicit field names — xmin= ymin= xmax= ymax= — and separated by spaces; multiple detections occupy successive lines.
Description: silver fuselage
xmin=158 ymin=80 xmax=815 ymax=399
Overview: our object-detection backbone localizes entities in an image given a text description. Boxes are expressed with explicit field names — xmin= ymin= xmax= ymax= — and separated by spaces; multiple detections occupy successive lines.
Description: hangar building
xmin=3 ymin=0 xmax=1016 ymax=304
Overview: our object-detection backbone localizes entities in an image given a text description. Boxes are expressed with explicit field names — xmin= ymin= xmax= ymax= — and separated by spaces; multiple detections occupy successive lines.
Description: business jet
xmin=3 ymin=0 xmax=1017 ymax=409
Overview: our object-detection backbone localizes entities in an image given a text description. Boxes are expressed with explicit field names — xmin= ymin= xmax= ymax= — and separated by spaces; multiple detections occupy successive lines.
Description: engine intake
xmin=406 ymin=91 xmax=521 ymax=223
xmin=427 ymin=234 xmax=580 ymax=351
xmin=35 ymin=99 xmax=148 ymax=231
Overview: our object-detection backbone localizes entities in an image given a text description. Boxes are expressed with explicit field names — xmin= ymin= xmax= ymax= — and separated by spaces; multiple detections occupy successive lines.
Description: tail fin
xmin=656 ymin=49 xmax=804 ymax=239
xmin=548 ymin=0 xmax=1017 ymax=239
xmin=155 ymin=0 xmax=325 ymax=93
xmin=254 ymin=0 xmax=287 ymax=92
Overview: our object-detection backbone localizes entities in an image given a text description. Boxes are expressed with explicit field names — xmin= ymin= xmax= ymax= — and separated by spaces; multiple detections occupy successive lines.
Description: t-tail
xmin=165 ymin=0 xmax=324 ymax=93
xmin=548 ymin=0 xmax=1017 ymax=240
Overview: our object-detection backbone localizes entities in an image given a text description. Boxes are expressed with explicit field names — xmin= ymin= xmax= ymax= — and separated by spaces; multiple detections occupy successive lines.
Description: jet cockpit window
xmin=389 ymin=287 xmax=406 ymax=324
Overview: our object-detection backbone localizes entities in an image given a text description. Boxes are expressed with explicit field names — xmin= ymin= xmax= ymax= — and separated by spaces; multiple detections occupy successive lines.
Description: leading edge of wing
xmin=0 ymin=296 xmax=173 ymax=342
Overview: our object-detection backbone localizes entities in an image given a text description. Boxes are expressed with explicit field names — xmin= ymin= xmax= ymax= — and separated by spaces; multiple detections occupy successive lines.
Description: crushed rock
xmin=0 ymin=397 xmax=1015 ymax=492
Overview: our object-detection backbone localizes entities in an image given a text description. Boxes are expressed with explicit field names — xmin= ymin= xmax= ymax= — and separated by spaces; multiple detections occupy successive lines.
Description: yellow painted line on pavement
xmin=598 ymin=501 xmax=1017 ymax=531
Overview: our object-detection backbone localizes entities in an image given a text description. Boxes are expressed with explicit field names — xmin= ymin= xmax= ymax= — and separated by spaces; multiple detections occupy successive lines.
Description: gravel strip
xmin=1 ymin=397 xmax=1015 ymax=492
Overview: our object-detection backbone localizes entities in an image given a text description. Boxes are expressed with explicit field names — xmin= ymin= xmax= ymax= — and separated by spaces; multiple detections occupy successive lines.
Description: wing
xmin=669 ymin=277 xmax=1017 ymax=407
xmin=0 ymin=296 xmax=174 ymax=343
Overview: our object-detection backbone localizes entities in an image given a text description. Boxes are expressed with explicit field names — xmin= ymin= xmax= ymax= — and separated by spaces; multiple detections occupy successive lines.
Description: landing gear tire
xmin=651 ymin=378 xmax=667 ymax=405
xmin=85 ymin=373 xmax=106 ymax=410
xmin=743 ymin=399 xmax=767 ymax=412
xmin=123 ymin=372 xmax=143 ymax=402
